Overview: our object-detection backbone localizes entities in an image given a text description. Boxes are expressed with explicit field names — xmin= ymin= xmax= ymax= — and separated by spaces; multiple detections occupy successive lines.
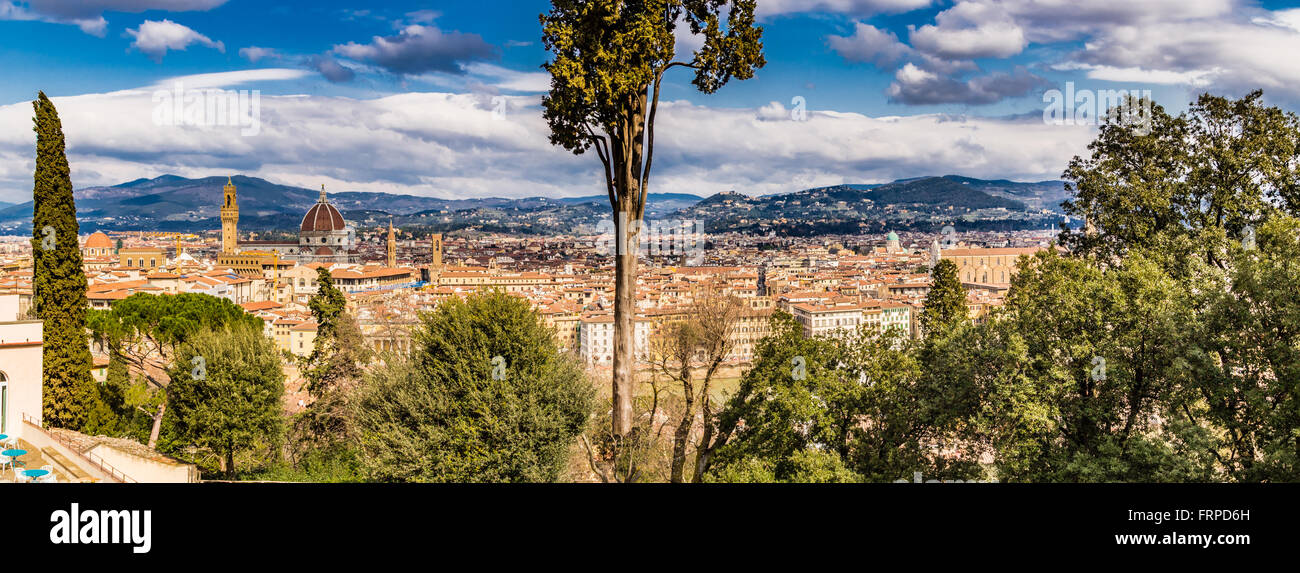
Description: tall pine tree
xmin=921 ymin=259 xmax=968 ymax=338
xmin=31 ymin=92 xmax=96 ymax=428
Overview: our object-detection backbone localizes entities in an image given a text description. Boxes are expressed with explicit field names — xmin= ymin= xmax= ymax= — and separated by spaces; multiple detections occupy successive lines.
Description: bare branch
xmin=580 ymin=434 xmax=611 ymax=483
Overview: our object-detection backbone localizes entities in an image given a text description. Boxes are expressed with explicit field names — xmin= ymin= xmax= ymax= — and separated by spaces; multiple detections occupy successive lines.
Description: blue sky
xmin=1 ymin=0 xmax=1299 ymax=203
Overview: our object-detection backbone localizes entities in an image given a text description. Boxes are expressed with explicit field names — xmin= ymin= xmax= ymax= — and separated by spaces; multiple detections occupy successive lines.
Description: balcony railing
xmin=22 ymin=413 xmax=136 ymax=483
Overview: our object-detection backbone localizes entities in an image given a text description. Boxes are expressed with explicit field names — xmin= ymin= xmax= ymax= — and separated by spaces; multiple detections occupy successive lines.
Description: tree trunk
xmin=669 ymin=370 xmax=694 ymax=483
xmin=147 ymin=400 xmax=165 ymax=449
xmin=691 ymin=363 xmax=721 ymax=483
xmin=609 ymin=91 xmax=648 ymax=441
xmin=226 ymin=442 xmax=235 ymax=479
xmin=612 ymin=214 xmax=639 ymax=438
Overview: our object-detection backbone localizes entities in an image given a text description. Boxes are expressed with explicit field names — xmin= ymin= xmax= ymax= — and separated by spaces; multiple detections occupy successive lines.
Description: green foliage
xmin=308 ymin=267 xmax=345 ymax=343
xmin=239 ymin=444 xmax=362 ymax=483
xmin=541 ymin=0 xmax=765 ymax=158
xmin=1190 ymin=216 xmax=1300 ymax=481
xmin=1061 ymin=91 xmax=1300 ymax=266
xmin=354 ymin=291 xmax=592 ymax=482
xmin=708 ymin=312 xmax=979 ymax=482
xmin=81 ymin=355 xmax=153 ymax=440
xmin=709 ymin=449 xmax=861 ymax=483
xmin=162 ymin=324 xmax=285 ymax=478
xmin=962 ymin=250 xmax=1211 ymax=482
xmin=86 ymin=293 xmax=263 ymax=441
xmin=302 ymin=267 xmax=368 ymax=398
xmin=920 ymin=259 xmax=967 ymax=338
xmin=1047 ymin=89 xmax=1300 ymax=481
xmin=295 ymin=268 xmax=370 ymax=471
xmin=89 ymin=292 xmax=263 ymax=352
xmin=31 ymin=91 xmax=96 ymax=429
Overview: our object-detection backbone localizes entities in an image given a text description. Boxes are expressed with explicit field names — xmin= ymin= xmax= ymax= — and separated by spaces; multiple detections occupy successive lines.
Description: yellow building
xmin=932 ymin=245 xmax=1044 ymax=286
xmin=217 ymin=250 xmax=279 ymax=278
xmin=118 ymin=247 xmax=165 ymax=270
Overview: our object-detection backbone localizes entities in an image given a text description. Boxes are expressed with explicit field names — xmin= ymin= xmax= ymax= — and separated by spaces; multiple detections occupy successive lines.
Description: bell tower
xmin=387 ymin=218 xmax=397 ymax=268
xmin=430 ymin=233 xmax=443 ymax=269
xmin=221 ymin=176 xmax=239 ymax=254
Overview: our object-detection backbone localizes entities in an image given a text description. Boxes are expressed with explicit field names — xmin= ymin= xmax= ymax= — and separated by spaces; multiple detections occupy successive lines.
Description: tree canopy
xmin=706 ymin=313 xmax=981 ymax=483
xmin=1061 ymin=91 xmax=1300 ymax=267
xmin=163 ymin=323 xmax=285 ymax=478
xmin=354 ymin=291 xmax=592 ymax=482
xmin=88 ymin=292 xmax=263 ymax=447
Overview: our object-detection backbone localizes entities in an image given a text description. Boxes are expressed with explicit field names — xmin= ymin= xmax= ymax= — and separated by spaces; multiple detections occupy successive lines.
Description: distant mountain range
xmin=0 ymin=174 xmax=1070 ymax=235
xmin=0 ymin=175 xmax=704 ymax=233
xmin=671 ymin=175 xmax=1069 ymax=236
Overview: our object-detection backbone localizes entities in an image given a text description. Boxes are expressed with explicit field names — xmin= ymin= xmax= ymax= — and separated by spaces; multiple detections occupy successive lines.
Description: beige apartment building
xmin=934 ymin=246 xmax=1044 ymax=286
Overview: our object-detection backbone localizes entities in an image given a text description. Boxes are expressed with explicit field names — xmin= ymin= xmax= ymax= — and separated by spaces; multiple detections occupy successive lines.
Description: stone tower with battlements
xmin=221 ymin=176 xmax=239 ymax=254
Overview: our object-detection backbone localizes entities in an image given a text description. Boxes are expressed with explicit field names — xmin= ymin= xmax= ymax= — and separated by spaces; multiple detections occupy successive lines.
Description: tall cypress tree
xmin=31 ymin=92 xmax=96 ymax=429
xmin=921 ymin=259 xmax=968 ymax=338
xmin=303 ymin=267 xmax=349 ymax=396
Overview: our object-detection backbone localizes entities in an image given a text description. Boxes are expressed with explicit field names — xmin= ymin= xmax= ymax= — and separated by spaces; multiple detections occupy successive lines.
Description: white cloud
xmin=1254 ymin=8 xmax=1300 ymax=33
xmin=828 ymin=23 xmax=911 ymax=68
xmin=1073 ymin=18 xmax=1300 ymax=97
xmin=823 ymin=0 xmax=1300 ymax=104
xmin=127 ymin=19 xmax=224 ymax=62
xmin=0 ymin=82 xmax=1097 ymax=204
xmin=461 ymin=64 xmax=551 ymax=93
xmin=997 ymin=0 xmax=1236 ymax=43
xmin=238 ymin=46 xmax=279 ymax=63
xmin=333 ymin=24 xmax=496 ymax=75
xmin=759 ymin=0 xmax=933 ymax=18
xmin=0 ymin=0 xmax=226 ymax=35
xmin=143 ymin=68 xmax=310 ymax=90
xmin=1055 ymin=63 xmax=1219 ymax=87
xmin=910 ymin=2 xmax=1027 ymax=60
xmin=887 ymin=63 xmax=1045 ymax=105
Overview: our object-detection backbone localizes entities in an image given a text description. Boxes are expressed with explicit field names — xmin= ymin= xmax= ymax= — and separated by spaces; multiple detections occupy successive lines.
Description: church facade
xmin=218 ymin=177 xmax=359 ymax=272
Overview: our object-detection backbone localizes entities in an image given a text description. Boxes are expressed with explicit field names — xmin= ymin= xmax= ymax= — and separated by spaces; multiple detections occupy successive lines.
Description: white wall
xmin=0 ymin=294 xmax=43 ymax=440
xmin=89 ymin=444 xmax=198 ymax=483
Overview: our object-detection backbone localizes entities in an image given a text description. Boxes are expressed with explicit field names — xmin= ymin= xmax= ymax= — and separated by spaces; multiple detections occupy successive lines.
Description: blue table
xmin=2 ymin=449 xmax=26 ymax=474
xmin=20 ymin=469 xmax=48 ymax=480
